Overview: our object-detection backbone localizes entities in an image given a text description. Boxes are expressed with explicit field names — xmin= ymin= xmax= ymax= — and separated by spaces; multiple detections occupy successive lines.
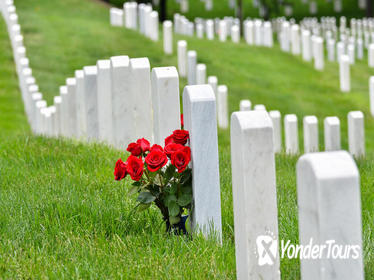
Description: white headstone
xmin=291 ymin=24 xmax=301 ymax=55
xmin=163 ymin=21 xmax=173 ymax=54
xmin=239 ymin=99 xmax=251 ymax=111
xmin=59 ymin=85 xmax=69 ymax=137
xmin=183 ymin=85 xmax=222 ymax=239
xmin=130 ymin=58 xmax=153 ymax=141
xmin=75 ymin=70 xmax=86 ymax=139
xmin=219 ymin=20 xmax=227 ymax=42
xmin=231 ymin=25 xmax=240 ymax=43
xmin=217 ymin=85 xmax=228 ymax=129
xmin=340 ymin=54 xmax=351 ymax=92
xmin=284 ymin=114 xmax=299 ymax=155
xmin=269 ymin=110 xmax=282 ymax=153
xmin=370 ymin=76 xmax=374 ymax=117
xmin=303 ymin=115 xmax=319 ymax=153
xmin=83 ymin=66 xmax=99 ymax=141
xmin=297 ymin=151 xmax=363 ymax=280
xmin=110 ymin=56 xmax=132 ymax=149
xmin=302 ymin=30 xmax=312 ymax=61
xmin=96 ymin=60 xmax=113 ymax=144
xmin=177 ymin=40 xmax=187 ymax=78
xmin=206 ymin=20 xmax=214 ymax=40
xmin=151 ymin=67 xmax=180 ymax=145
xmin=187 ymin=50 xmax=197 ymax=85
xmin=324 ymin=116 xmax=341 ymax=151
xmin=314 ymin=37 xmax=324 ymax=70
xmin=66 ymin=77 xmax=78 ymax=138
xmin=196 ymin=63 xmax=206 ymax=85
xmin=230 ymin=111 xmax=280 ymax=280
xmin=348 ymin=111 xmax=365 ymax=158
xmin=53 ymin=95 xmax=62 ymax=137
xmin=368 ymin=44 xmax=374 ymax=68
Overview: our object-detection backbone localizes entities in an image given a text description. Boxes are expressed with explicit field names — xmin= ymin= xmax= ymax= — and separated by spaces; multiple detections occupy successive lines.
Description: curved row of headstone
xmin=238 ymin=99 xmax=366 ymax=158
xmin=1 ymin=0 xmax=223 ymax=240
xmin=110 ymin=4 xmax=230 ymax=130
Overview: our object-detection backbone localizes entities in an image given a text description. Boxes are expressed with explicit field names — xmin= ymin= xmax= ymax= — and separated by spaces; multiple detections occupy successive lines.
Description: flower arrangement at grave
xmin=114 ymin=125 xmax=192 ymax=234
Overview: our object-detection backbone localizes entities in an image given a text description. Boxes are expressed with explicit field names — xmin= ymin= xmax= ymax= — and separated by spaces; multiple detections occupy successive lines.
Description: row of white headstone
xmin=1 ymin=0 xmax=223 ymax=242
xmin=239 ymin=100 xmax=366 ymax=158
xmin=231 ymin=110 xmax=364 ymax=279
xmin=177 ymin=39 xmax=229 ymax=129
xmin=109 ymin=11 xmax=230 ymax=130
xmin=110 ymin=2 xmax=159 ymax=41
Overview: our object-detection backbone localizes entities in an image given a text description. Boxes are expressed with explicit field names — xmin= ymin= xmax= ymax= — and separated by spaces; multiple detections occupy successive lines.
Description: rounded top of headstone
xmin=54 ymin=96 xmax=62 ymax=104
xmin=303 ymin=115 xmax=318 ymax=124
xmin=285 ymin=114 xmax=297 ymax=122
xmin=83 ymin=66 xmax=98 ymax=75
xmin=348 ymin=111 xmax=364 ymax=119
xmin=324 ymin=116 xmax=340 ymax=125
xmin=297 ymin=151 xmax=358 ymax=180
xmin=110 ymin=56 xmax=130 ymax=68
xmin=97 ymin=59 xmax=111 ymax=69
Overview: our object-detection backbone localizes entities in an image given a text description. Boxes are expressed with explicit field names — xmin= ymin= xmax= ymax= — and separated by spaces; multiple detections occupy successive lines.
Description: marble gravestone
xmin=217 ymin=85 xmax=228 ymax=129
xmin=83 ymin=66 xmax=99 ymax=142
xmin=66 ymin=77 xmax=78 ymax=138
xmin=303 ymin=115 xmax=319 ymax=153
xmin=97 ymin=60 xmax=113 ymax=144
xmin=340 ymin=54 xmax=350 ymax=92
xmin=324 ymin=116 xmax=341 ymax=151
xmin=284 ymin=114 xmax=299 ymax=155
xmin=151 ymin=67 xmax=180 ymax=145
xmin=163 ymin=20 xmax=173 ymax=54
xmin=75 ymin=70 xmax=86 ymax=139
xmin=177 ymin=40 xmax=187 ymax=78
xmin=269 ymin=110 xmax=282 ymax=153
xmin=348 ymin=111 xmax=365 ymax=158
xmin=183 ymin=85 xmax=222 ymax=240
xmin=187 ymin=50 xmax=197 ymax=85
xmin=196 ymin=63 xmax=206 ymax=85
xmin=297 ymin=151 xmax=364 ymax=280
xmin=110 ymin=56 xmax=132 ymax=149
xmin=230 ymin=111 xmax=280 ymax=280
xmin=130 ymin=58 xmax=153 ymax=141
xmin=239 ymin=99 xmax=251 ymax=111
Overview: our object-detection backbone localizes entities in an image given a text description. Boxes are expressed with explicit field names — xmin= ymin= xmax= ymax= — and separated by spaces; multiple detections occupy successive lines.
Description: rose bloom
xmin=164 ymin=143 xmax=184 ymax=158
xmin=136 ymin=138 xmax=150 ymax=153
xmin=172 ymin=130 xmax=189 ymax=145
xmin=164 ymin=134 xmax=175 ymax=146
xmin=171 ymin=146 xmax=191 ymax=173
xmin=150 ymin=144 xmax=164 ymax=152
xmin=114 ymin=159 xmax=127 ymax=181
xmin=127 ymin=142 xmax=142 ymax=156
xmin=145 ymin=150 xmax=168 ymax=172
xmin=126 ymin=155 xmax=144 ymax=181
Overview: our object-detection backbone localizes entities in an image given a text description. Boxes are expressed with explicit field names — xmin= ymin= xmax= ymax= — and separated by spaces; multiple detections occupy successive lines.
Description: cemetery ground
xmin=0 ymin=0 xmax=373 ymax=278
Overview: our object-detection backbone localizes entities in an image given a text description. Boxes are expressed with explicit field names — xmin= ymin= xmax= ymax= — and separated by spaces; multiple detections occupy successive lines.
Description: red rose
xmin=114 ymin=159 xmax=127 ymax=181
xmin=164 ymin=134 xmax=175 ymax=146
xmin=126 ymin=155 xmax=144 ymax=181
xmin=172 ymin=130 xmax=189 ymax=145
xmin=171 ymin=146 xmax=191 ymax=173
xmin=136 ymin=138 xmax=150 ymax=153
xmin=127 ymin=142 xmax=142 ymax=156
xmin=145 ymin=150 xmax=168 ymax=172
xmin=150 ymin=144 xmax=164 ymax=152
xmin=181 ymin=114 xmax=184 ymax=128
xmin=164 ymin=143 xmax=184 ymax=158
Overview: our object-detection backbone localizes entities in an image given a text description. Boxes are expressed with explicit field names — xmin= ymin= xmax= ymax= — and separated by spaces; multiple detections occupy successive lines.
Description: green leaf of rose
xmin=137 ymin=192 xmax=156 ymax=204
xmin=169 ymin=216 xmax=181 ymax=225
xmin=128 ymin=186 xmax=139 ymax=196
xmin=168 ymin=201 xmax=180 ymax=217
xmin=177 ymin=193 xmax=192 ymax=207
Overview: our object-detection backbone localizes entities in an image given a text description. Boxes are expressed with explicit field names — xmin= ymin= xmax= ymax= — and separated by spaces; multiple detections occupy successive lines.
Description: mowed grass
xmin=0 ymin=0 xmax=372 ymax=278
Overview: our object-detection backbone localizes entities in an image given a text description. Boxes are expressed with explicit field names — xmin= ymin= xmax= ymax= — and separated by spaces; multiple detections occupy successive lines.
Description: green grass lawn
xmin=0 ymin=0 xmax=373 ymax=278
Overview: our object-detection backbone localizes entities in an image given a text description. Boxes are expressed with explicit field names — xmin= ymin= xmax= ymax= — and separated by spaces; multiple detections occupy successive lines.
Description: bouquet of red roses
xmin=114 ymin=129 xmax=192 ymax=232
